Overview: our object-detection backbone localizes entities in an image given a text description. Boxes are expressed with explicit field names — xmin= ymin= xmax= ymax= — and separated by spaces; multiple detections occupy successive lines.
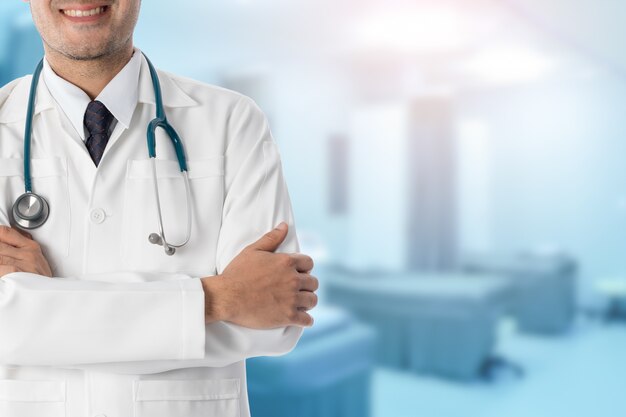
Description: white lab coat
xmin=0 ymin=55 xmax=303 ymax=417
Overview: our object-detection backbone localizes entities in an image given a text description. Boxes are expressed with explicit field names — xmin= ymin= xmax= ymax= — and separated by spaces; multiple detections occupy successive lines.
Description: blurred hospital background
xmin=2 ymin=0 xmax=626 ymax=416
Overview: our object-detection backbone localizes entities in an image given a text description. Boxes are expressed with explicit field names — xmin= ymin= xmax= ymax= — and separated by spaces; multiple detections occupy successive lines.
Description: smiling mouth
xmin=61 ymin=6 xmax=109 ymax=18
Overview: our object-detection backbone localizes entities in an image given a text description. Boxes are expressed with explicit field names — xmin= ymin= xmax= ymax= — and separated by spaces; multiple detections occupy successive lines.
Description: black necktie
xmin=84 ymin=100 xmax=115 ymax=167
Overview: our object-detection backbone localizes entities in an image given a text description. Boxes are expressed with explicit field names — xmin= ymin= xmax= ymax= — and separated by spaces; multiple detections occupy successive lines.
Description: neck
xmin=44 ymin=43 xmax=135 ymax=100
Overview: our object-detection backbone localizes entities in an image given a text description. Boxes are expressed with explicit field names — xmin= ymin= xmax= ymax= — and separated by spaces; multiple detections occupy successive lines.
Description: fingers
xmin=296 ymin=291 xmax=318 ymax=311
xmin=0 ymin=225 xmax=34 ymax=248
xmin=0 ymin=265 xmax=20 ymax=278
xmin=292 ymin=310 xmax=314 ymax=327
xmin=0 ymin=241 xmax=35 ymax=275
xmin=15 ymin=228 xmax=33 ymax=240
xmin=0 ymin=256 xmax=31 ymax=274
xmin=290 ymin=253 xmax=314 ymax=273
xmin=298 ymin=273 xmax=319 ymax=292
xmin=0 ymin=242 xmax=25 ymax=261
xmin=248 ymin=222 xmax=288 ymax=252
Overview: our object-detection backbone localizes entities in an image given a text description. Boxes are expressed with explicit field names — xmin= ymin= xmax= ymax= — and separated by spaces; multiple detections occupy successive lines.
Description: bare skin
xmin=3 ymin=0 xmax=319 ymax=328
xmin=203 ymin=223 xmax=318 ymax=328
xmin=24 ymin=0 xmax=141 ymax=99
xmin=0 ymin=227 xmax=52 ymax=278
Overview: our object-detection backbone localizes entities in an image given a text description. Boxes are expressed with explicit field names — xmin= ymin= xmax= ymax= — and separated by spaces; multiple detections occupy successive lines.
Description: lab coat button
xmin=90 ymin=208 xmax=106 ymax=224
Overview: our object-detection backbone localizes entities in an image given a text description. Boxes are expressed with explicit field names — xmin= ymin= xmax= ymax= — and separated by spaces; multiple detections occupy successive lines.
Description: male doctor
xmin=0 ymin=1 xmax=318 ymax=417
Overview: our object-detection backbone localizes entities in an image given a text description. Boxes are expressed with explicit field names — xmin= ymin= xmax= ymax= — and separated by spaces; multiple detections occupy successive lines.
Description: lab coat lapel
xmin=0 ymin=75 xmax=94 ymax=163
xmin=136 ymin=55 xmax=199 ymax=109
xmin=0 ymin=75 xmax=56 ymax=124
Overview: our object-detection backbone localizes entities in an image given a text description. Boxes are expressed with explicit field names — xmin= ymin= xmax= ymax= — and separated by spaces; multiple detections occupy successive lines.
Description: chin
xmin=59 ymin=42 xmax=113 ymax=61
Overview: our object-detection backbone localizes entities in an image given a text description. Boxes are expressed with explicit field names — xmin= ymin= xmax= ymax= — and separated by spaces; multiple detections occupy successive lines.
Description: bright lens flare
xmin=351 ymin=9 xmax=466 ymax=53
xmin=464 ymin=47 xmax=556 ymax=84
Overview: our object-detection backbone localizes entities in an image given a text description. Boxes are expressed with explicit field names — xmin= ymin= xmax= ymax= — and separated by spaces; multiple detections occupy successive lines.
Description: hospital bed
xmin=324 ymin=270 xmax=515 ymax=380
xmin=246 ymin=306 xmax=376 ymax=417
xmin=461 ymin=251 xmax=577 ymax=334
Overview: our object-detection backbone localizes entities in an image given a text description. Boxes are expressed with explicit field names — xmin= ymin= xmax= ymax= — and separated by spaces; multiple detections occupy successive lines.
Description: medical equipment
xmin=462 ymin=251 xmax=577 ymax=333
xmin=11 ymin=53 xmax=192 ymax=256
xmin=325 ymin=270 xmax=515 ymax=380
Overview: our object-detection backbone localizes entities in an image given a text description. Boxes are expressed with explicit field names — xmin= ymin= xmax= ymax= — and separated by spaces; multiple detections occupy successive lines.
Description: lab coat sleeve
xmin=0 ymin=271 xmax=206 ymax=366
xmin=209 ymin=94 xmax=305 ymax=360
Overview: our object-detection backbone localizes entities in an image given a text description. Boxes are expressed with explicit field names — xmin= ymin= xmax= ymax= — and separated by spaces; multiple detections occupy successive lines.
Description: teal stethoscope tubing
xmin=23 ymin=59 xmax=42 ymax=194
xmin=16 ymin=53 xmax=192 ymax=256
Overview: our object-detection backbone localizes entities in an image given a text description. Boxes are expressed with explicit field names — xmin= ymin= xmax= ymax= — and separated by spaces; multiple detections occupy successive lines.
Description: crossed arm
xmin=0 ymin=224 xmax=318 ymax=328
xmin=0 ymin=96 xmax=318 ymax=373
xmin=0 ymin=223 xmax=318 ymax=372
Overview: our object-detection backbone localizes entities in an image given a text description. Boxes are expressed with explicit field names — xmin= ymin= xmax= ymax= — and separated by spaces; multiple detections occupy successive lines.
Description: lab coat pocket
xmin=133 ymin=378 xmax=240 ymax=417
xmin=0 ymin=158 xmax=70 ymax=273
xmin=122 ymin=158 xmax=225 ymax=276
xmin=0 ymin=379 xmax=66 ymax=417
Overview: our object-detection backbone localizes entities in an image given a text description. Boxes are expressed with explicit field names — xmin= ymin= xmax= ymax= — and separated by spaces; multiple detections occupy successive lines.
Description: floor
xmin=372 ymin=318 xmax=626 ymax=417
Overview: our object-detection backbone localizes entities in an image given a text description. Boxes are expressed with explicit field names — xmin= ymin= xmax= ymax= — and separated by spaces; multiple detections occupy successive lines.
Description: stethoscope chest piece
xmin=12 ymin=192 xmax=50 ymax=230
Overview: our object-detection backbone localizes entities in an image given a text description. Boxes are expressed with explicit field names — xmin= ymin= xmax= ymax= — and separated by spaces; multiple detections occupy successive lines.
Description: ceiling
xmin=4 ymin=1 xmax=619 ymax=80
xmin=135 ymin=0 xmax=624 ymax=77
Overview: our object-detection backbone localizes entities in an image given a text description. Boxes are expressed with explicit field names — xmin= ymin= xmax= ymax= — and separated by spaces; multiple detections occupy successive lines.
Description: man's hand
xmin=202 ymin=222 xmax=318 ymax=329
xmin=0 ymin=225 xmax=53 ymax=278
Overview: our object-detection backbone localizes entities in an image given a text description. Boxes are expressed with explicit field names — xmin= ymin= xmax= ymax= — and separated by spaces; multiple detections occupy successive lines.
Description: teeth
xmin=63 ymin=7 xmax=105 ymax=17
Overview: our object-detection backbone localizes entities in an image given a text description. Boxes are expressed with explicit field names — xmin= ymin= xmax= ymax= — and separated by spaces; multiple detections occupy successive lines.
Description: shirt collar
xmin=0 ymin=49 xmax=199 ymax=126
xmin=42 ymin=48 xmax=142 ymax=140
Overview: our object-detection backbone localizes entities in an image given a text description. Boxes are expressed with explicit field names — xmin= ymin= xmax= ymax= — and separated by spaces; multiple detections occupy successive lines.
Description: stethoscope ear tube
xmin=147 ymin=157 xmax=193 ymax=256
xmin=144 ymin=54 xmax=192 ymax=255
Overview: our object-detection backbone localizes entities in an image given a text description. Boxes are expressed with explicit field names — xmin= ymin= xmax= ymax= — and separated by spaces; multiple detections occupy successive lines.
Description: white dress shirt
xmin=42 ymin=48 xmax=142 ymax=141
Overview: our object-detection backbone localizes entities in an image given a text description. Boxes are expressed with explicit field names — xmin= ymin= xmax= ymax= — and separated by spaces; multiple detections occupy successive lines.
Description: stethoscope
xmin=11 ymin=53 xmax=192 ymax=256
